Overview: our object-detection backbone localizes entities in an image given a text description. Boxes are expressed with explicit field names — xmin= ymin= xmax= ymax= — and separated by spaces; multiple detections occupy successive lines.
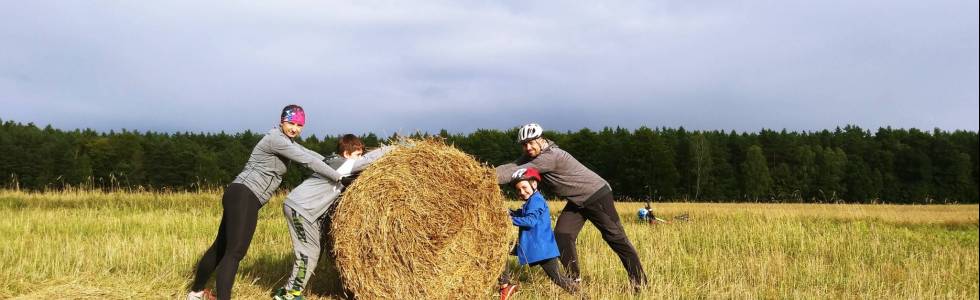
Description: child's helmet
xmin=511 ymin=167 xmax=542 ymax=183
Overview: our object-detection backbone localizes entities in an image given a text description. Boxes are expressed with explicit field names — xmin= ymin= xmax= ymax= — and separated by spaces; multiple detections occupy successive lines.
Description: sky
xmin=1 ymin=1 xmax=977 ymax=136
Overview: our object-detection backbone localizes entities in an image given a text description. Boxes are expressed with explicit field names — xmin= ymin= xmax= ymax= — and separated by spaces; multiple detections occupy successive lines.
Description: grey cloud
xmin=1 ymin=1 xmax=976 ymax=135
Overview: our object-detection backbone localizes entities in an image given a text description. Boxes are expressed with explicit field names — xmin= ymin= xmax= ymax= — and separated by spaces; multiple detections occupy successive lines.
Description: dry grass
xmin=330 ymin=140 xmax=511 ymax=299
xmin=0 ymin=189 xmax=976 ymax=299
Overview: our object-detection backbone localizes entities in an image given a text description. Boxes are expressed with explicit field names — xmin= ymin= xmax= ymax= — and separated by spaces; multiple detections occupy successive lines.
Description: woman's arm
xmin=350 ymin=145 xmax=394 ymax=173
xmin=270 ymin=137 xmax=343 ymax=181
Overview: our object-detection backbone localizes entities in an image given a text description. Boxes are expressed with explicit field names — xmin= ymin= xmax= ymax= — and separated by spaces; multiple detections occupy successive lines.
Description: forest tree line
xmin=1 ymin=118 xmax=977 ymax=204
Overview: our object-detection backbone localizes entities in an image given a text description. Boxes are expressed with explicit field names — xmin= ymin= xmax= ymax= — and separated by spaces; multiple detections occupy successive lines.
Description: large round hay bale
xmin=331 ymin=139 xmax=511 ymax=299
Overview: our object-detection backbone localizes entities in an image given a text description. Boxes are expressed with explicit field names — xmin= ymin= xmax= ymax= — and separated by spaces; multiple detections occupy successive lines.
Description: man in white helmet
xmin=495 ymin=123 xmax=647 ymax=291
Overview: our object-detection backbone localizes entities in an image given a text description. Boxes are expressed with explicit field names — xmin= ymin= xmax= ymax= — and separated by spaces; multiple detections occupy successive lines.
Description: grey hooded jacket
xmin=284 ymin=146 xmax=392 ymax=222
xmin=232 ymin=128 xmax=343 ymax=205
xmin=495 ymin=139 xmax=610 ymax=206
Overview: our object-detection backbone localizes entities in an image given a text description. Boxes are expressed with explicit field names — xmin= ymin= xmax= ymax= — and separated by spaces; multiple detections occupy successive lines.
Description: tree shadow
xmin=241 ymin=251 xmax=350 ymax=299
xmin=306 ymin=256 xmax=348 ymax=298
xmin=239 ymin=252 xmax=292 ymax=294
xmin=241 ymin=209 xmax=352 ymax=300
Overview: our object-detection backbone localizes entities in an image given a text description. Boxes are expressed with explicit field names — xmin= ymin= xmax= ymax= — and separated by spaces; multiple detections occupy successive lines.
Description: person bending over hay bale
xmin=331 ymin=139 xmax=511 ymax=299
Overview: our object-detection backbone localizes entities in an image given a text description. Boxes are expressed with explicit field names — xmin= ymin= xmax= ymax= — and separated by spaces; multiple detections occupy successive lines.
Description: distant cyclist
xmin=637 ymin=206 xmax=650 ymax=223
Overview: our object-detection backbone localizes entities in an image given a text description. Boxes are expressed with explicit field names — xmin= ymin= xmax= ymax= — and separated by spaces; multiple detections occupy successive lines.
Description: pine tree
xmin=815 ymin=147 xmax=847 ymax=202
xmin=741 ymin=145 xmax=772 ymax=201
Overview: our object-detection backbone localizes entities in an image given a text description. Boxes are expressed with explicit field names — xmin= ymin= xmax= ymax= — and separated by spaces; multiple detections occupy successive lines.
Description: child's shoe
xmin=273 ymin=287 xmax=304 ymax=300
xmin=499 ymin=283 xmax=519 ymax=300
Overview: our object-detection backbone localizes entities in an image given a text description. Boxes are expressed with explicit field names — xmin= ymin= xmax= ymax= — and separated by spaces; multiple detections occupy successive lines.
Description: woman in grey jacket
xmin=188 ymin=105 xmax=344 ymax=300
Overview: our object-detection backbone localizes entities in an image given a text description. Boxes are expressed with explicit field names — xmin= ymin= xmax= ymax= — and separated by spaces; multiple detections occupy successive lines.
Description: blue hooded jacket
xmin=511 ymin=191 xmax=561 ymax=265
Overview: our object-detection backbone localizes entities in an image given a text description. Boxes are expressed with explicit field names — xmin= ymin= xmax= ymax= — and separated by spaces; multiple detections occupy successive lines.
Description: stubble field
xmin=1 ymin=190 xmax=976 ymax=299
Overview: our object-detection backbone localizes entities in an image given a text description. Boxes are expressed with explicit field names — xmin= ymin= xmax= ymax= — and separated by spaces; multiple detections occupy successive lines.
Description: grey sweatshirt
xmin=284 ymin=146 xmax=392 ymax=222
xmin=232 ymin=128 xmax=343 ymax=205
xmin=495 ymin=140 xmax=609 ymax=206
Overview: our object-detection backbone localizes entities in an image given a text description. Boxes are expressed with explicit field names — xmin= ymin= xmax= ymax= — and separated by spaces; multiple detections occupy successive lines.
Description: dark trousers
xmin=554 ymin=190 xmax=647 ymax=287
xmin=499 ymin=258 xmax=577 ymax=293
xmin=191 ymin=183 xmax=262 ymax=300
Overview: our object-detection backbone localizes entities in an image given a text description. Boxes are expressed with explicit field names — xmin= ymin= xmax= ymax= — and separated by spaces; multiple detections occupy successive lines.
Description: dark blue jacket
xmin=511 ymin=191 xmax=561 ymax=265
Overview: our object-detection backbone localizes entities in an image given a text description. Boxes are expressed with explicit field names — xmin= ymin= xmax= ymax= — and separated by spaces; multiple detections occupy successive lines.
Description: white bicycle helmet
xmin=517 ymin=123 xmax=543 ymax=143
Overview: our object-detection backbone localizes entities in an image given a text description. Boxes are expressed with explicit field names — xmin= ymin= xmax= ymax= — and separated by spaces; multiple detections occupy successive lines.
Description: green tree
xmin=706 ymin=133 xmax=737 ymax=201
xmin=0 ymin=119 xmax=977 ymax=203
xmin=794 ymin=145 xmax=816 ymax=201
xmin=815 ymin=146 xmax=847 ymax=202
xmin=741 ymin=145 xmax=772 ymax=201
xmin=944 ymin=152 xmax=977 ymax=202
xmin=689 ymin=133 xmax=712 ymax=200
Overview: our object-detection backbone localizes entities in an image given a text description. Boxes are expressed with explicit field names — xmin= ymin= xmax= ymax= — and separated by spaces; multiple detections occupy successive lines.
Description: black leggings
xmin=191 ymin=183 xmax=262 ymax=300
xmin=499 ymin=258 xmax=577 ymax=293
xmin=554 ymin=190 xmax=647 ymax=287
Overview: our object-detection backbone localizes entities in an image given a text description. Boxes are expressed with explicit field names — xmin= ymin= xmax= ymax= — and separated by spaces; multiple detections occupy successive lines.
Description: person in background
xmin=644 ymin=204 xmax=656 ymax=224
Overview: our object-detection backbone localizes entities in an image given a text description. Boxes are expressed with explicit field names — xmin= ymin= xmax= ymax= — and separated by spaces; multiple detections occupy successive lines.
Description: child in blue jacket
xmin=498 ymin=167 xmax=578 ymax=299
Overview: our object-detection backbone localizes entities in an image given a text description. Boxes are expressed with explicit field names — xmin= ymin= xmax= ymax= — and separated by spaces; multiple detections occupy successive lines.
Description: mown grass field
xmin=1 ymin=190 xmax=977 ymax=299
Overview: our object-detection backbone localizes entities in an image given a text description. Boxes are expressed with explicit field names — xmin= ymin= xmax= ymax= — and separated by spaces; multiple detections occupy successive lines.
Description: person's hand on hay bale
xmin=394 ymin=139 xmax=418 ymax=148
xmin=339 ymin=175 xmax=355 ymax=186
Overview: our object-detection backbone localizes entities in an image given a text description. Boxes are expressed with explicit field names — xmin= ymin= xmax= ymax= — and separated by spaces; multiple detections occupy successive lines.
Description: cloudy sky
xmin=1 ymin=1 xmax=977 ymax=136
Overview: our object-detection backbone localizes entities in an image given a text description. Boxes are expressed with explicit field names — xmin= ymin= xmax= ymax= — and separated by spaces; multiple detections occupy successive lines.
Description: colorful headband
xmin=281 ymin=105 xmax=306 ymax=126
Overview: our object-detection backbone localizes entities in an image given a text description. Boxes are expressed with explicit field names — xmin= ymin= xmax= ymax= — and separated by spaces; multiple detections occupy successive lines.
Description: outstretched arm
xmin=350 ymin=145 xmax=394 ymax=173
xmin=495 ymin=154 xmax=557 ymax=184
xmin=271 ymin=137 xmax=343 ymax=181
xmin=496 ymin=162 xmax=538 ymax=184
xmin=510 ymin=202 xmax=545 ymax=228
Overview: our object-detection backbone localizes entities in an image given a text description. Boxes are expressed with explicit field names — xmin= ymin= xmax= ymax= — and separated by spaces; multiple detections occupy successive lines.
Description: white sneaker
xmin=187 ymin=291 xmax=204 ymax=300
xmin=188 ymin=289 xmax=216 ymax=300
